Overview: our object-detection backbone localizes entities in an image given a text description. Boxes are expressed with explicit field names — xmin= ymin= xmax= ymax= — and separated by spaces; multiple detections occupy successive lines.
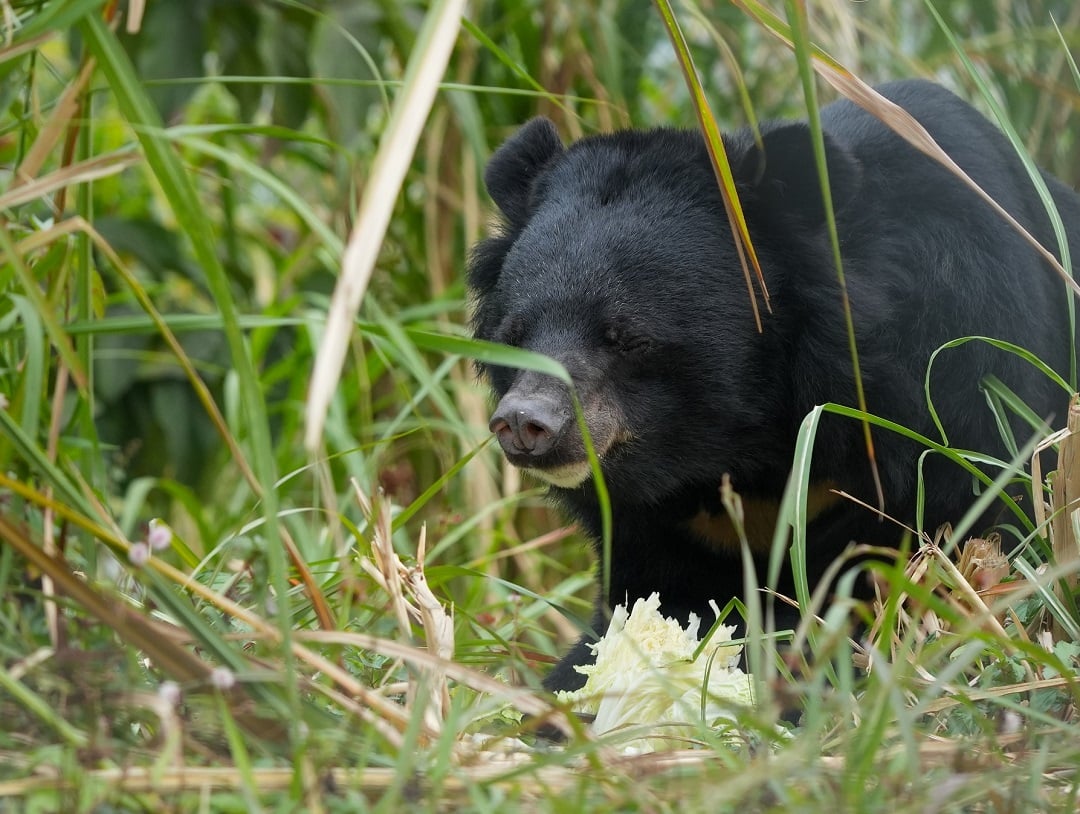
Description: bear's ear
xmin=484 ymin=117 xmax=564 ymax=228
xmin=737 ymin=122 xmax=861 ymax=226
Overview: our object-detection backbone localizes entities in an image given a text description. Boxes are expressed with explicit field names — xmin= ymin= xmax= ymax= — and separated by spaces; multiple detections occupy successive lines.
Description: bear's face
xmin=469 ymin=119 xmax=822 ymax=499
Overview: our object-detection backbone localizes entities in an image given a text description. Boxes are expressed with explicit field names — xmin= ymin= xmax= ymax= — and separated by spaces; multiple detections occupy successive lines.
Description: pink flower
xmin=158 ymin=681 xmax=181 ymax=707
xmin=147 ymin=520 xmax=172 ymax=551
xmin=210 ymin=667 xmax=236 ymax=691
xmin=128 ymin=542 xmax=150 ymax=566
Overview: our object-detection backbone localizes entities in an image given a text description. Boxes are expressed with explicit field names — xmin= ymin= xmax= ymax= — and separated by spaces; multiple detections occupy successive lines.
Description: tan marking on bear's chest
xmin=684 ymin=482 xmax=841 ymax=555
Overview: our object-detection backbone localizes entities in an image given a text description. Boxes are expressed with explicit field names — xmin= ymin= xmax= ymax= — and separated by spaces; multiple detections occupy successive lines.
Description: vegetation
xmin=1 ymin=0 xmax=1080 ymax=810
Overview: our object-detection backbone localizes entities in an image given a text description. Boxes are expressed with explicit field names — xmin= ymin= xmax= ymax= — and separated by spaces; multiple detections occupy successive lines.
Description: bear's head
xmin=469 ymin=117 xmax=861 ymax=502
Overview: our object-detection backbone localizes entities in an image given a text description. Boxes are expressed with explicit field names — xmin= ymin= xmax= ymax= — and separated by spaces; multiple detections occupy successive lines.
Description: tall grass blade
xmin=77 ymin=10 xmax=301 ymax=731
xmin=652 ymin=0 xmax=768 ymax=331
xmin=923 ymin=0 xmax=1077 ymax=389
xmin=782 ymin=0 xmax=883 ymax=511
xmin=305 ymin=0 xmax=467 ymax=450
xmin=732 ymin=0 xmax=1079 ymax=298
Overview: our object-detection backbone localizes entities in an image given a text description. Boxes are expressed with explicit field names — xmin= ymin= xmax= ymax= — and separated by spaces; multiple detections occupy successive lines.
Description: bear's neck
xmin=552 ymin=478 xmax=840 ymax=556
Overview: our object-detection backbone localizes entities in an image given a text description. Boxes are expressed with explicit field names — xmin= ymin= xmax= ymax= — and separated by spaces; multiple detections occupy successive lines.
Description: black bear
xmin=468 ymin=80 xmax=1080 ymax=692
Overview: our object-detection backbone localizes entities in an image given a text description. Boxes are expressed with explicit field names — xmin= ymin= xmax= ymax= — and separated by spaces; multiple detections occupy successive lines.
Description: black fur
xmin=469 ymin=80 xmax=1080 ymax=692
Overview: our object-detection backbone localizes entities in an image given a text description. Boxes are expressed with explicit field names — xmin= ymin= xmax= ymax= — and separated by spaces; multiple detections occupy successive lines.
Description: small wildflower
xmin=158 ymin=680 xmax=181 ymax=707
xmin=0 ymin=394 xmax=8 ymax=410
xmin=210 ymin=666 xmax=236 ymax=691
xmin=147 ymin=519 xmax=172 ymax=551
xmin=128 ymin=542 xmax=150 ymax=567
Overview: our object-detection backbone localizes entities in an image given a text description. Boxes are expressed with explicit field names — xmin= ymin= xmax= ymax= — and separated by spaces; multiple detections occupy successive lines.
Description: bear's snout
xmin=489 ymin=393 xmax=569 ymax=458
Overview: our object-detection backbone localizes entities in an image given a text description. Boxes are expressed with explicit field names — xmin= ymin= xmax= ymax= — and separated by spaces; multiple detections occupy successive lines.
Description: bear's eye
xmin=603 ymin=325 xmax=653 ymax=357
xmin=494 ymin=314 xmax=527 ymax=348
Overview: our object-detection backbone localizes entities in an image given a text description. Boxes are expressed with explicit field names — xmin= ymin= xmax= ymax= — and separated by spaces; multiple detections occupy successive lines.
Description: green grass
xmin=2 ymin=0 xmax=1080 ymax=811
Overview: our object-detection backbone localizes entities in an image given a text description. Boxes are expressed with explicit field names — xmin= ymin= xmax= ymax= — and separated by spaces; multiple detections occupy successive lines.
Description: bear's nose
xmin=489 ymin=395 xmax=567 ymax=457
